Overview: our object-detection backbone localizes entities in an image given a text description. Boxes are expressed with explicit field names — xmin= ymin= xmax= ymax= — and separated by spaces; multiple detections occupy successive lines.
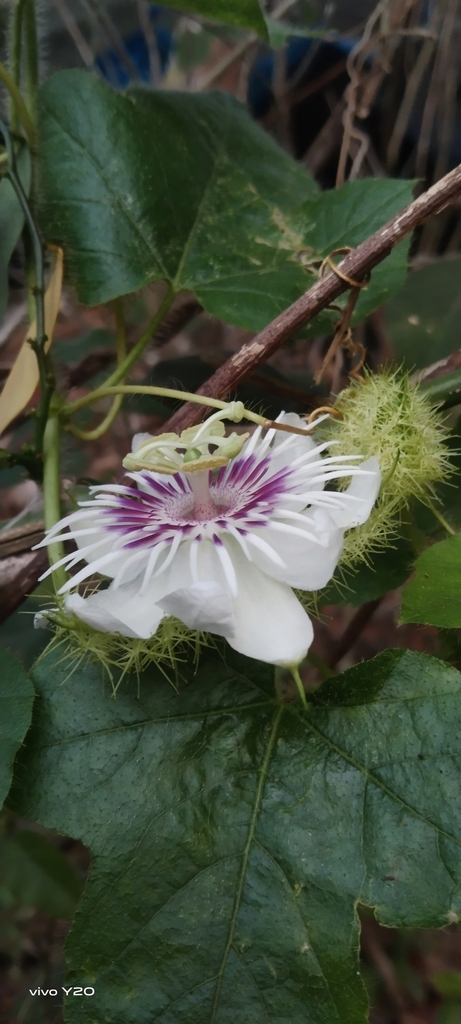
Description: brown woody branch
xmin=0 ymin=549 xmax=48 ymax=625
xmin=162 ymin=162 xmax=461 ymax=435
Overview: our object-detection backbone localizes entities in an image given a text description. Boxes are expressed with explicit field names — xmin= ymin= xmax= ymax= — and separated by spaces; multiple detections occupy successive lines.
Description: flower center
xmin=187 ymin=471 xmax=220 ymax=522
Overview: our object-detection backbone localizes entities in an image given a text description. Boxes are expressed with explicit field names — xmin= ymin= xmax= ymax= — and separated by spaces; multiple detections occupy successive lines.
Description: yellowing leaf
xmin=0 ymin=246 xmax=63 ymax=437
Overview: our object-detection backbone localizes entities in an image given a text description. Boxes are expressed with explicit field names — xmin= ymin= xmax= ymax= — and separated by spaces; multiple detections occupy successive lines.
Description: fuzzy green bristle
xmin=321 ymin=369 xmax=452 ymax=567
xmin=38 ymin=614 xmax=213 ymax=696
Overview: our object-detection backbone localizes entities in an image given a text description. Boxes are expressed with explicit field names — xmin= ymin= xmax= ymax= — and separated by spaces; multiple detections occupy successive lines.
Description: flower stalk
xmin=290 ymin=665 xmax=309 ymax=710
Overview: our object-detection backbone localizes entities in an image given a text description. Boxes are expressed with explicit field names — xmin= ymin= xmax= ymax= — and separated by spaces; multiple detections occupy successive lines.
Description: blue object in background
xmin=247 ymin=35 xmax=356 ymax=120
xmin=95 ymin=4 xmax=173 ymax=88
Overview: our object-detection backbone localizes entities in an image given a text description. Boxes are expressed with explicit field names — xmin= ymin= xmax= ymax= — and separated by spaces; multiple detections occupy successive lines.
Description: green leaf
xmin=0 ymin=830 xmax=83 ymax=917
xmin=0 ymin=144 xmax=31 ymax=324
xmin=384 ymin=256 xmax=461 ymax=370
xmin=0 ymin=651 xmax=34 ymax=807
xmin=37 ymin=71 xmax=412 ymax=334
xmin=401 ymin=535 xmax=461 ymax=628
xmin=11 ymin=646 xmax=461 ymax=1023
xmin=170 ymin=0 xmax=268 ymax=38
xmin=302 ymin=182 xmax=413 ymax=334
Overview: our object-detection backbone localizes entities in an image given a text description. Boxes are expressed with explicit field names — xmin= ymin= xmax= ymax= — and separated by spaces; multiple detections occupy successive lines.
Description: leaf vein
xmin=210 ymin=706 xmax=283 ymax=1023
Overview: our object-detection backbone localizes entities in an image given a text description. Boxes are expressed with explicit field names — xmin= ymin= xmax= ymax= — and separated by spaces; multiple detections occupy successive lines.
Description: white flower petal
xmin=327 ymin=456 xmax=381 ymax=529
xmin=68 ymin=512 xmax=152 ymax=586
xmin=246 ymin=507 xmax=343 ymax=590
xmin=65 ymin=584 xmax=164 ymax=639
xmin=266 ymin=412 xmax=318 ymax=475
xmin=146 ymin=540 xmax=218 ymax=598
xmin=141 ymin=540 xmax=235 ymax=636
xmin=160 ymin=581 xmax=235 ymax=636
xmin=132 ymin=432 xmax=153 ymax=452
xmin=225 ymin=545 xmax=313 ymax=666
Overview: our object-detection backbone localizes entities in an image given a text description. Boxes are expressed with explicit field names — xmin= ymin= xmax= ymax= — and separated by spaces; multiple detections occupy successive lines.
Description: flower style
xmin=38 ymin=414 xmax=380 ymax=668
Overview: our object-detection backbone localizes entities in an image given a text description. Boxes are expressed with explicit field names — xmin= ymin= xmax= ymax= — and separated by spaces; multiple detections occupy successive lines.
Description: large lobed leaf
xmin=0 ymin=651 xmax=34 ymax=807
xmin=37 ymin=71 xmax=413 ymax=333
xmin=11 ymin=645 xmax=461 ymax=1023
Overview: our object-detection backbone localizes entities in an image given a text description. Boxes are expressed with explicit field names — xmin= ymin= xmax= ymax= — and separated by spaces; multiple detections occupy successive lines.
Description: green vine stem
xmin=68 ymin=299 xmax=128 ymax=442
xmin=0 ymin=119 xmax=53 ymax=454
xmin=100 ymin=287 xmax=175 ymax=392
xmin=64 ymin=384 xmax=324 ymax=440
xmin=0 ymin=60 xmax=36 ymax=148
xmin=42 ymin=413 xmax=67 ymax=590
xmin=11 ymin=0 xmax=26 ymax=113
xmin=22 ymin=0 xmax=38 ymax=123
xmin=64 ymin=385 xmax=291 ymax=436
xmin=64 ymin=383 xmax=242 ymax=420
xmin=11 ymin=0 xmax=38 ymax=126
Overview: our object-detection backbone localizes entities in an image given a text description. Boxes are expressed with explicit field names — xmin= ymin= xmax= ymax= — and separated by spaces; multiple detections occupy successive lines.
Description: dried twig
xmin=387 ymin=34 xmax=437 ymax=170
xmin=196 ymin=0 xmax=298 ymax=92
xmin=136 ymin=0 xmax=162 ymax=83
xmin=336 ymin=0 xmax=388 ymax=187
xmin=415 ymin=0 xmax=457 ymax=181
xmin=337 ymin=0 xmax=424 ymax=187
xmin=327 ymin=598 xmax=383 ymax=669
xmin=53 ymin=0 xmax=95 ymax=68
xmin=303 ymin=100 xmax=345 ymax=176
xmin=161 ymin=161 xmax=461 ymax=435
